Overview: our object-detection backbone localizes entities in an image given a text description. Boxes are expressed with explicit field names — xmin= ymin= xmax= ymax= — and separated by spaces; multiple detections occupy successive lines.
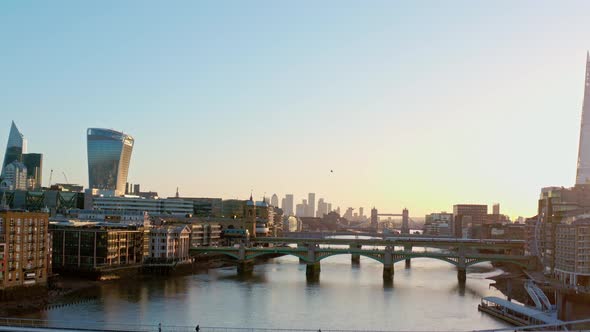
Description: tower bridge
xmin=191 ymin=237 xmax=531 ymax=282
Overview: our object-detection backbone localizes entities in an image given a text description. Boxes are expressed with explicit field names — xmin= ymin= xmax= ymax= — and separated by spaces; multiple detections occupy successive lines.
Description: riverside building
xmin=554 ymin=218 xmax=590 ymax=289
xmin=0 ymin=210 xmax=50 ymax=290
xmin=49 ymin=221 xmax=144 ymax=273
xmin=145 ymin=225 xmax=191 ymax=262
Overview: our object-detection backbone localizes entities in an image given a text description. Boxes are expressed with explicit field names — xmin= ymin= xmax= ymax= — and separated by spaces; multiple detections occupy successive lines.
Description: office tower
xmin=453 ymin=204 xmax=488 ymax=237
xmin=308 ymin=193 xmax=315 ymax=218
xmin=577 ymin=52 xmax=590 ymax=184
xmin=1 ymin=121 xmax=26 ymax=176
xmin=316 ymin=198 xmax=328 ymax=217
xmin=87 ymin=128 xmax=134 ymax=196
xmin=283 ymin=194 xmax=294 ymax=216
xmin=2 ymin=161 xmax=27 ymax=190
xmin=295 ymin=203 xmax=306 ymax=217
xmin=271 ymin=194 xmax=279 ymax=207
xmin=327 ymin=203 xmax=332 ymax=213
xmin=492 ymin=203 xmax=500 ymax=215
xmin=359 ymin=207 xmax=364 ymax=219
xmin=22 ymin=153 xmax=42 ymax=189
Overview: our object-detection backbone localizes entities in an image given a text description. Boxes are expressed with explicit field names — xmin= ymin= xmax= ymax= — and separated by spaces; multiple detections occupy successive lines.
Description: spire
xmin=175 ymin=187 xmax=179 ymax=198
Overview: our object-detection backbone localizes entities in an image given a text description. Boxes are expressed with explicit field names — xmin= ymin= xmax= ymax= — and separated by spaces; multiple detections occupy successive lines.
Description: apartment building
xmin=0 ymin=211 xmax=50 ymax=289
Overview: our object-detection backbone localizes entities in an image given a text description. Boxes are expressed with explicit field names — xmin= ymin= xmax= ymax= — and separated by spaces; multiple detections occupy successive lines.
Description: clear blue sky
xmin=1 ymin=1 xmax=589 ymax=218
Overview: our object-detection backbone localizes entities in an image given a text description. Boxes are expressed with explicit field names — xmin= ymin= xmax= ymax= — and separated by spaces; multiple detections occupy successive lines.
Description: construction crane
xmin=62 ymin=172 xmax=69 ymax=184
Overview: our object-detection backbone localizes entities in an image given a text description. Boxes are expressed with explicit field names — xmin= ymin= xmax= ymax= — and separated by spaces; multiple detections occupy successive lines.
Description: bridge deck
xmin=252 ymin=237 xmax=524 ymax=249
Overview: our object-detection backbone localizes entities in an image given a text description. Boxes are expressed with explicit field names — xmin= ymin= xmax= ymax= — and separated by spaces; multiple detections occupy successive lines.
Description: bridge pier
xmin=306 ymin=262 xmax=321 ymax=278
xmin=237 ymin=260 xmax=254 ymax=275
xmin=383 ymin=264 xmax=394 ymax=280
xmin=404 ymin=244 xmax=412 ymax=268
xmin=457 ymin=246 xmax=466 ymax=283
xmin=457 ymin=268 xmax=466 ymax=283
xmin=350 ymin=244 xmax=361 ymax=264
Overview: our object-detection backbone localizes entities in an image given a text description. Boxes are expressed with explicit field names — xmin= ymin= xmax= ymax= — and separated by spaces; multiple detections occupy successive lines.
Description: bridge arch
xmin=315 ymin=252 xmax=384 ymax=264
xmin=245 ymin=251 xmax=309 ymax=262
xmin=392 ymin=255 xmax=458 ymax=267
xmin=202 ymin=251 xmax=241 ymax=261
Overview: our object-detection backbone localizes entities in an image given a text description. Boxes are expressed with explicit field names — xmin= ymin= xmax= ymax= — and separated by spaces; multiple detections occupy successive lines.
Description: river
xmin=22 ymin=252 xmax=510 ymax=331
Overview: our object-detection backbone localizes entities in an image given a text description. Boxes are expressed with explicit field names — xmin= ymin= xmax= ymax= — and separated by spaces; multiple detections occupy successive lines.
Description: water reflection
xmin=23 ymin=254 xmax=510 ymax=330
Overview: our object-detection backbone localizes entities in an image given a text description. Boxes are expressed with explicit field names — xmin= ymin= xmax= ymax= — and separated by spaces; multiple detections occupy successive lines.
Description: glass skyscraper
xmin=1 ymin=121 xmax=26 ymax=176
xmin=22 ymin=153 xmax=43 ymax=189
xmin=577 ymin=52 xmax=590 ymax=184
xmin=87 ymin=128 xmax=134 ymax=196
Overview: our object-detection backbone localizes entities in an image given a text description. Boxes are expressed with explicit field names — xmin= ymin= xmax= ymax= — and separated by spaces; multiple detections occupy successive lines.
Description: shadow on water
xmin=450 ymin=280 xmax=487 ymax=299
xmin=217 ymin=272 xmax=268 ymax=284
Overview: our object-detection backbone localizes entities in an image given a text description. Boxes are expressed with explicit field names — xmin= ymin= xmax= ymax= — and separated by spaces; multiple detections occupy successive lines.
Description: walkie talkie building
xmin=87 ymin=128 xmax=134 ymax=196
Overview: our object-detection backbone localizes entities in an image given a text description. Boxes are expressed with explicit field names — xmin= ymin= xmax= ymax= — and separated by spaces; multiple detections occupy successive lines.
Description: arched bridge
xmin=191 ymin=239 xmax=533 ymax=282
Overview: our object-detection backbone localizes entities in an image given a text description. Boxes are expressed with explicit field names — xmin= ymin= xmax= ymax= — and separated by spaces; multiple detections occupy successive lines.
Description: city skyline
xmin=2 ymin=1 xmax=590 ymax=218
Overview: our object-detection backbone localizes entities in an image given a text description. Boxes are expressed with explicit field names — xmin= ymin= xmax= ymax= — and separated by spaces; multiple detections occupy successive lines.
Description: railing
xmin=0 ymin=317 xmax=429 ymax=332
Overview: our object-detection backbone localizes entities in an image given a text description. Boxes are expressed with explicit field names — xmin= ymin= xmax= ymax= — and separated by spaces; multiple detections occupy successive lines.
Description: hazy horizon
xmin=2 ymin=1 xmax=590 ymax=219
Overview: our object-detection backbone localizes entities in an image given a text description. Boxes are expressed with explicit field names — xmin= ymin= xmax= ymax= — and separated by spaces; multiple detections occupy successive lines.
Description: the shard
xmin=577 ymin=52 xmax=590 ymax=185
xmin=1 ymin=121 xmax=26 ymax=177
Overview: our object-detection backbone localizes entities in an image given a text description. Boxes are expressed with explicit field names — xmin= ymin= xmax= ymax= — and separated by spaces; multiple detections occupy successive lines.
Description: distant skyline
xmin=2 ymin=1 xmax=590 ymax=218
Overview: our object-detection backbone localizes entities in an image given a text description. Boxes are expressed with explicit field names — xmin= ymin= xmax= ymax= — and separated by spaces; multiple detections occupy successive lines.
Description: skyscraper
xmin=271 ymin=194 xmax=279 ymax=207
xmin=87 ymin=128 xmax=134 ymax=196
xmin=22 ymin=153 xmax=42 ymax=189
xmin=1 ymin=121 xmax=26 ymax=176
xmin=282 ymin=194 xmax=294 ymax=216
xmin=308 ymin=193 xmax=315 ymax=218
xmin=576 ymin=52 xmax=590 ymax=185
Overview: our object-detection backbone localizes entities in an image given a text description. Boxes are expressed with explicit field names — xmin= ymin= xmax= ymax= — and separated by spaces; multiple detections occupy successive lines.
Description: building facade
xmin=50 ymin=221 xmax=144 ymax=272
xmin=22 ymin=153 xmax=42 ymax=190
xmin=91 ymin=196 xmax=193 ymax=216
xmin=74 ymin=209 xmax=150 ymax=227
xmin=146 ymin=225 xmax=191 ymax=262
xmin=87 ymin=128 xmax=134 ymax=196
xmin=453 ymin=204 xmax=488 ymax=237
xmin=424 ymin=212 xmax=453 ymax=236
xmin=0 ymin=211 xmax=50 ymax=290
xmin=554 ymin=219 xmax=590 ymax=289
xmin=1 ymin=161 xmax=27 ymax=191
xmin=188 ymin=223 xmax=221 ymax=248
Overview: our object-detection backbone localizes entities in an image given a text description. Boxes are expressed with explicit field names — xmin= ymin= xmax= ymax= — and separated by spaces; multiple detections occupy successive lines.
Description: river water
xmin=24 ymin=252 xmax=510 ymax=331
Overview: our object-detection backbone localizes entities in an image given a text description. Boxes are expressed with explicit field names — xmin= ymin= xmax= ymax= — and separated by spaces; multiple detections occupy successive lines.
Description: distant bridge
xmin=191 ymin=237 xmax=531 ymax=282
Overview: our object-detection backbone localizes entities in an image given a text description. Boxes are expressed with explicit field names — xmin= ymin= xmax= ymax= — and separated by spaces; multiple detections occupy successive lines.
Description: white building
xmin=146 ymin=225 xmax=191 ymax=262
xmin=73 ymin=209 xmax=150 ymax=227
xmin=91 ymin=196 xmax=193 ymax=216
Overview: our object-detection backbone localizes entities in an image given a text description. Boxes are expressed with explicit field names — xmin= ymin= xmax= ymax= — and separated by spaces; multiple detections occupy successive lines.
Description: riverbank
xmin=1 ymin=253 xmax=281 ymax=317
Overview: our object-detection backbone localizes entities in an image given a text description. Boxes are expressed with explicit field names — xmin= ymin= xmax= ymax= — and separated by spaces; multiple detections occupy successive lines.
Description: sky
xmin=1 ymin=1 xmax=590 ymax=219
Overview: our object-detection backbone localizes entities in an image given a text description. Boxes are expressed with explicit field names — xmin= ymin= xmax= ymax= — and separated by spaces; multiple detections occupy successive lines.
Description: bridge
xmin=191 ymin=237 xmax=531 ymax=282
